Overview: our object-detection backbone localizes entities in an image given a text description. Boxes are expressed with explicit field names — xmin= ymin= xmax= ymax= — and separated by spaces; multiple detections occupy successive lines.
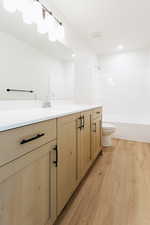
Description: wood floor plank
xmin=55 ymin=139 xmax=150 ymax=225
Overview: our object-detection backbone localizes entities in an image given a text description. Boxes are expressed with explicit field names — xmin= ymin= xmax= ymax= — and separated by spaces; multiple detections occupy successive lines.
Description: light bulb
xmin=3 ymin=0 xmax=17 ymax=13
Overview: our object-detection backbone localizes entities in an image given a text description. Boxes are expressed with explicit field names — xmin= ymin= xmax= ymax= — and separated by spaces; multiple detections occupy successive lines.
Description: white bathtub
xmin=104 ymin=114 xmax=150 ymax=143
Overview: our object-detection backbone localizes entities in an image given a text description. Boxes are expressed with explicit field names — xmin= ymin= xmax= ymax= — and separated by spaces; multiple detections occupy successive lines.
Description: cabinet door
xmin=91 ymin=120 xmax=97 ymax=160
xmin=77 ymin=111 xmax=91 ymax=182
xmin=49 ymin=141 xmax=57 ymax=224
xmin=95 ymin=118 xmax=101 ymax=155
xmin=0 ymin=142 xmax=56 ymax=225
xmin=91 ymin=117 xmax=102 ymax=160
xmin=57 ymin=114 xmax=78 ymax=215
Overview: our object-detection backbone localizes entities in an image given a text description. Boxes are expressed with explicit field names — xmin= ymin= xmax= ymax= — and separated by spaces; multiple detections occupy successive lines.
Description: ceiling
xmin=45 ymin=0 xmax=150 ymax=55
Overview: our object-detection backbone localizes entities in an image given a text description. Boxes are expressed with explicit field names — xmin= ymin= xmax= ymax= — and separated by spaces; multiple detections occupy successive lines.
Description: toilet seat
xmin=103 ymin=122 xmax=116 ymax=129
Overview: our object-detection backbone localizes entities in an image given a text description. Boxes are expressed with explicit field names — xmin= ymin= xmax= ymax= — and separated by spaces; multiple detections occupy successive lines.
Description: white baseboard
xmin=112 ymin=122 xmax=150 ymax=143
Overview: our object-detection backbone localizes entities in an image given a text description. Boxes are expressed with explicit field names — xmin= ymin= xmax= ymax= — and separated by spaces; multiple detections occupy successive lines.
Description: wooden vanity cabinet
xmin=0 ymin=141 xmax=57 ymax=225
xmin=57 ymin=113 xmax=79 ymax=216
xmin=0 ymin=107 xmax=102 ymax=225
xmin=91 ymin=107 xmax=102 ymax=160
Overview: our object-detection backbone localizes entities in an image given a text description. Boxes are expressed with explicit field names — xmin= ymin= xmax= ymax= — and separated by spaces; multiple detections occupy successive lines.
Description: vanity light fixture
xmin=3 ymin=0 xmax=65 ymax=42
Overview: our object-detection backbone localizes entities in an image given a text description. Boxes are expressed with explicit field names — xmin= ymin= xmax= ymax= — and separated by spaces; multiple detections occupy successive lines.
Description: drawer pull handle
xmin=53 ymin=145 xmax=58 ymax=167
xmin=81 ymin=116 xmax=85 ymax=129
xmin=20 ymin=133 xmax=45 ymax=145
xmin=96 ymin=112 xmax=100 ymax=114
xmin=77 ymin=116 xmax=85 ymax=129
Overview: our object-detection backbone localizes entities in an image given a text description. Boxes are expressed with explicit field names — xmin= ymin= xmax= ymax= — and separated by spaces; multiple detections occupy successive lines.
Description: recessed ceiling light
xmin=117 ymin=45 xmax=124 ymax=50
xmin=72 ymin=53 xmax=76 ymax=58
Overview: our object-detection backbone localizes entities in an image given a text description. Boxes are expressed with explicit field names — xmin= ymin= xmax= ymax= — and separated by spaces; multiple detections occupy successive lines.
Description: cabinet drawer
xmin=58 ymin=113 xmax=80 ymax=126
xmin=91 ymin=107 xmax=102 ymax=120
xmin=0 ymin=119 xmax=56 ymax=167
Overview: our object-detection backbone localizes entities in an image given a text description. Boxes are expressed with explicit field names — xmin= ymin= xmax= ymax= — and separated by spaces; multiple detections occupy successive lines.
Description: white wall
xmin=50 ymin=61 xmax=75 ymax=101
xmin=97 ymin=48 xmax=150 ymax=120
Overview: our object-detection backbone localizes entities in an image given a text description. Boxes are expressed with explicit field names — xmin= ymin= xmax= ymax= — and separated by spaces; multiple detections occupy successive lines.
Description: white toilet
xmin=102 ymin=123 xmax=116 ymax=147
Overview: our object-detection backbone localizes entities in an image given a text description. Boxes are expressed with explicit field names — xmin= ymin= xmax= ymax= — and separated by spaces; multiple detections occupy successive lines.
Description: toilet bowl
xmin=102 ymin=123 xmax=116 ymax=147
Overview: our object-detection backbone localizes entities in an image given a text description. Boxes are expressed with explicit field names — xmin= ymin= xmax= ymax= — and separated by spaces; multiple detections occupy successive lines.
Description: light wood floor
xmin=55 ymin=139 xmax=150 ymax=225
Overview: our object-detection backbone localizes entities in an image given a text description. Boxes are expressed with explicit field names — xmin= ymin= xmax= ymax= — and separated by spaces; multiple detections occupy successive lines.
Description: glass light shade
xmin=22 ymin=12 xmax=33 ymax=24
xmin=44 ymin=14 xmax=53 ymax=32
xmin=48 ymin=15 xmax=58 ymax=32
xmin=31 ymin=1 xmax=43 ymax=23
xmin=37 ymin=19 xmax=49 ymax=34
xmin=15 ymin=0 xmax=29 ymax=12
xmin=46 ymin=15 xmax=57 ymax=42
xmin=36 ymin=11 xmax=54 ymax=34
xmin=3 ymin=0 xmax=17 ymax=13
xmin=48 ymin=32 xmax=56 ymax=42
xmin=56 ymin=25 xmax=65 ymax=42
xmin=22 ymin=1 xmax=43 ymax=25
xmin=22 ymin=3 xmax=34 ymax=24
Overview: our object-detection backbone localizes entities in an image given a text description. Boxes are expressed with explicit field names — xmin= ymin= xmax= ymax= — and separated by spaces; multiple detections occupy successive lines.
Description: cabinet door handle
xmin=53 ymin=145 xmax=58 ymax=167
xmin=77 ymin=117 xmax=82 ymax=129
xmin=92 ymin=123 xmax=96 ymax=132
xmin=77 ymin=116 xmax=84 ymax=129
xmin=81 ymin=116 xmax=85 ymax=129
xmin=20 ymin=133 xmax=45 ymax=145
xmin=96 ymin=111 xmax=100 ymax=114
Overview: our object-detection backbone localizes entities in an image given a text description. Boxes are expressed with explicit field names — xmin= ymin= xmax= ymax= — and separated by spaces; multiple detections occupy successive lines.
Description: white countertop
xmin=0 ymin=104 xmax=102 ymax=132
